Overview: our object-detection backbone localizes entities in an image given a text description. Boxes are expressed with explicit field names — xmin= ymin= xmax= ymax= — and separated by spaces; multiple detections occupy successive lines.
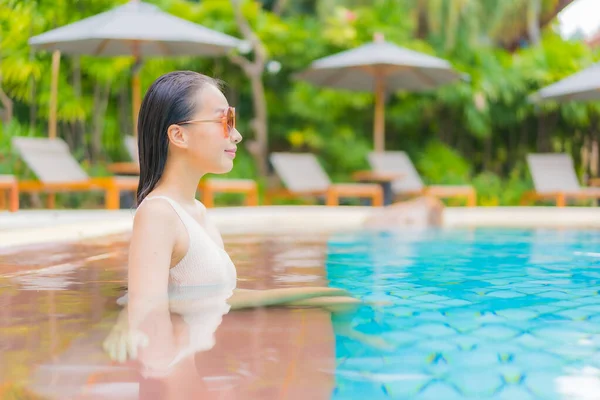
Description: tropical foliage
xmin=1 ymin=0 xmax=599 ymax=206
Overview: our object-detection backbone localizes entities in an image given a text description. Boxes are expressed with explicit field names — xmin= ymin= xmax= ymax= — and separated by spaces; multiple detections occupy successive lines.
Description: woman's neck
xmin=153 ymin=158 xmax=204 ymax=206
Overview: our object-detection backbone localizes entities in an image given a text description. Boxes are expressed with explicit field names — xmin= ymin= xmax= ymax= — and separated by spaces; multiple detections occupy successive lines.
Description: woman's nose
xmin=231 ymin=128 xmax=242 ymax=144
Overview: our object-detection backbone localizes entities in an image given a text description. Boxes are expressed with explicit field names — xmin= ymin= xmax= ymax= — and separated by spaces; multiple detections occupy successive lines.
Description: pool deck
xmin=1 ymin=206 xmax=600 ymax=249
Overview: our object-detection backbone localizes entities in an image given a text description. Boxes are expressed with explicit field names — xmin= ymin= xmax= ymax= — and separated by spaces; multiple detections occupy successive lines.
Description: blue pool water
xmin=326 ymin=228 xmax=600 ymax=400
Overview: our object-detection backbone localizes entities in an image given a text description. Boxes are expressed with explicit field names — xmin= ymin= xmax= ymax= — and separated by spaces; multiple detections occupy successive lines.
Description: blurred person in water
xmin=103 ymin=71 xmax=372 ymax=364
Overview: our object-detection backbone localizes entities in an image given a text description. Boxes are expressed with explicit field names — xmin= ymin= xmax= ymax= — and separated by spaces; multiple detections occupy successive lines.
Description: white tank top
xmin=116 ymin=195 xmax=237 ymax=305
xmin=144 ymin=195 xmax=237 ymax=291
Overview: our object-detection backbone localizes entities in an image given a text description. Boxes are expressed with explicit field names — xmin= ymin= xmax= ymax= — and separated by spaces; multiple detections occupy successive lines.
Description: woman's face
xmin=178 ymin=84 xmax=242 ymax=174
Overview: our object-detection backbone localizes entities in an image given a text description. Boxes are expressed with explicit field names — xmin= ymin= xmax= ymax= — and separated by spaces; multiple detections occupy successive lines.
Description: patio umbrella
xmin=28 ymin=0 xmax=241 ymax=138
xmin=529 ymin=63 xmax=600 ymax=183
xmin=530 ymin=62 xmax=600 ymax=103
xmin=295 ymin=34 xmax=463 ymax=152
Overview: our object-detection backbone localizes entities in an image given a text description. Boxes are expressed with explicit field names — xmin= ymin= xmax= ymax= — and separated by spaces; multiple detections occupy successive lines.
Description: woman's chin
xmin=214 ymin=161 xmax=234 ymax=174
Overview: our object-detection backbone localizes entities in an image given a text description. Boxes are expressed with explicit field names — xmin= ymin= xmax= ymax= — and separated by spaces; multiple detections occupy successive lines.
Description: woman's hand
xmin=102 ymin=308 xmax=149 ymax=363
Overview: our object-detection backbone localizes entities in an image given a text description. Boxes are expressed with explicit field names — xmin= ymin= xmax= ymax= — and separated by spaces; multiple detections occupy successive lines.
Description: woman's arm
xmin=226 ymin=287 xmax=352 ymax=310
xmin=126 ymin=200 xmax=181 ymax=326
xmin=104 ymin=200 xmax=183 ymax=362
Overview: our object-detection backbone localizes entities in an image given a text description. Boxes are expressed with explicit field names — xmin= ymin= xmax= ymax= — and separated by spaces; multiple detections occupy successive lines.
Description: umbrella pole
xmin=131 ymin=49 xmax=142 ymax=138
xmin=373 ymin=73 xmax=385 ymax=152
xmin=49 ymin=50 xmax=61 ymax=139
xmin=132 ymin=72 xmax=141 ymax=137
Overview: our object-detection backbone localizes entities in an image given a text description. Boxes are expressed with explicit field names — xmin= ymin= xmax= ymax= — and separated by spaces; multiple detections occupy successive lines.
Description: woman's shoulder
xmin=130 ymin=197 xmax=186 ymax=263
xmin=133 ymin=197 xmax=180 ymax=230
xmin=194 ymin=198 xmax=208 ymax=212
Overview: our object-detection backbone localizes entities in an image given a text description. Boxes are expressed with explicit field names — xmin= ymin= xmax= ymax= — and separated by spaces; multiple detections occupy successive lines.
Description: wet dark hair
xmin=136 ymin=71 xmax=221 ymax=205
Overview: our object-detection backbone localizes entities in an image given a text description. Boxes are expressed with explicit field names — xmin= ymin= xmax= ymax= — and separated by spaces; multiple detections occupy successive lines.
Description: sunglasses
xmin=175 ymin=106 xmax=235 ymax=138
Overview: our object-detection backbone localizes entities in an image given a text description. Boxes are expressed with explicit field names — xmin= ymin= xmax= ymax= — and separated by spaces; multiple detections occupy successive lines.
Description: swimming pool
xmin=2 ymin=227 xmax=600 ymax=399
xmin=326 ymin=228 xmax=600 ymax=399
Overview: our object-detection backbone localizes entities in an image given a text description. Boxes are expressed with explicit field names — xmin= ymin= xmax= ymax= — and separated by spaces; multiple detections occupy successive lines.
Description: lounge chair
xmin=368 ymin=151 xmax=476 ymax=206
xmin=522 ymin=153 xmax=600 ymax=207
xmin=267 ymin=152 xmax=383 ymax=206
xmin=12 ymin=137 xmax=138 ymax=209
xmin=0 ymin=174 xmax=19 ymax=212
xmin=109 ymin=135 xmax=258 ymax=207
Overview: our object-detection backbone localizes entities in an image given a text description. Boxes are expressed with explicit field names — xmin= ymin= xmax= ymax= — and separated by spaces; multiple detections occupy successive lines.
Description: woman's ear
xmin=167 ymin=124 xmax=188 ymax=149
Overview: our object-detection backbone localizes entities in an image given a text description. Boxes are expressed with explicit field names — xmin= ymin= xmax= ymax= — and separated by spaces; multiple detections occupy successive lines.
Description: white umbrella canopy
xmin=530 ymin=62 xmax=600 ymax=103
xmin=28 ymin=0 xmax=242 ymax=138
xmin=28 ymin=1 xmax=241 ymax=57
xmin=296 ymin=41 xmax=460 ymax=92
xmin=295 ymin=34 xmax=463 ymax=151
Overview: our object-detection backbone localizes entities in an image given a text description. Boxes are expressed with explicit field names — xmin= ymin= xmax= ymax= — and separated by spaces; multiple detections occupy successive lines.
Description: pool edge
xmin=2 ymin=206 xmax=600 ymax=249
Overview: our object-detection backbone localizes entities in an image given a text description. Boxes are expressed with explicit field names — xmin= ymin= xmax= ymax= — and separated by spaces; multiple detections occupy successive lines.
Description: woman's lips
xmin=224 ymin=149 xmax=236 ymax=158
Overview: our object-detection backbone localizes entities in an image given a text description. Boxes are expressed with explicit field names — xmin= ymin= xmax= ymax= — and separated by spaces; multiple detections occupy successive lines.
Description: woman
xmin=105 ymin=71 xmax=361 ymax=363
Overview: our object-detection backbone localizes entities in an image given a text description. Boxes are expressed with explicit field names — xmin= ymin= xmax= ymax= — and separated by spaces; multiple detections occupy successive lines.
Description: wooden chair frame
xmin=199 ymin=179 xmax=259 ymax=208
xmin=386 ymin=188 xmax=476 ymax=207
xmin=17 ymin=177 xmax=138 ymax=210
xmin=520 ymin=190 xmax=600 ymax=207
xmin=265 ymin=184 xmax=383 ymax=206
xmin=424 ymin=186 xmax=477 ymax=207
xmin=0 ymin=175 xmax=19 ymax=212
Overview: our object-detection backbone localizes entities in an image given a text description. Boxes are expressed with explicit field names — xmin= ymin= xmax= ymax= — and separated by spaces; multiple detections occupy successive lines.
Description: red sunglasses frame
xmin=175 ymin=106 xmax=235 ymax=138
